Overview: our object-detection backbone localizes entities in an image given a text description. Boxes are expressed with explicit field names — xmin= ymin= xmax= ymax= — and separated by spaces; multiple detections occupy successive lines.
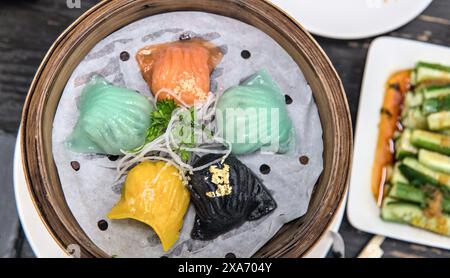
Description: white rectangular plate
xmin=347 ymin=36 xmax=450 ymax=250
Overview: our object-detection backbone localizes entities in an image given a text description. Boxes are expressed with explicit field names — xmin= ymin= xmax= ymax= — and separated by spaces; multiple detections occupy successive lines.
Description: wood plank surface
xmin=0 ymin=131 xmax=19 ymax=258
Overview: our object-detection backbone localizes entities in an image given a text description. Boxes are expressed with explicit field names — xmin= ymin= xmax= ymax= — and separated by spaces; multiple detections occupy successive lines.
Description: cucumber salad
xmin=372 ymin=62 xmax=450 ymax=236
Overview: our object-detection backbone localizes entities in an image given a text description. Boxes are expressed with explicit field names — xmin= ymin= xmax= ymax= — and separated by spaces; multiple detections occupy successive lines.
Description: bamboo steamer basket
xmin=20 ymin=0 xmax=352 ymax=258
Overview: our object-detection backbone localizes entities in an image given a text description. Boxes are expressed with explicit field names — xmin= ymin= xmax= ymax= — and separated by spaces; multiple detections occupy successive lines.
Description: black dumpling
xmin=188 ymin=154 xmax=277 ymax=241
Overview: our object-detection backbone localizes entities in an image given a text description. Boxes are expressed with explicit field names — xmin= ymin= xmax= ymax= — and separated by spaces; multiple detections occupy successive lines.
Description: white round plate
xmin=268 ymin=0 xmax=432 ymax=40
xmin=14 ymin=132 xmax=345 ymax=258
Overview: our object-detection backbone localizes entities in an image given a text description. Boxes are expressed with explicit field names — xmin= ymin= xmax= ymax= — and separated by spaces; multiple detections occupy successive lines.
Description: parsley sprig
xmin=146 ymin=99 xmax=178 ymax=143
xmin=145 ymin=99 xmax=195 ymax=162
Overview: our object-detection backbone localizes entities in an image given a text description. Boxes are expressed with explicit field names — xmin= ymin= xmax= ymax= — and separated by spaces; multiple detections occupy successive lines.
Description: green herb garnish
xmin=145 ymin=99 xmax=195 ymax=162
xmin=146 ymin=99 xmax=178 ymax=143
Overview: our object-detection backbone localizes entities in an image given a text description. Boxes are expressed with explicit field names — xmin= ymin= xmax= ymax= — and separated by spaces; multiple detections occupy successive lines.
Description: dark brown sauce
xmin=389 ymin=83 xmax=401 ymax=91
xmin=380 ymin=108 xmax=393 ymax=118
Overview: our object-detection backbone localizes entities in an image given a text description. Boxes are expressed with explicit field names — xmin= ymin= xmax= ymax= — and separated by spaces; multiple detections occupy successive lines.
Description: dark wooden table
xmin=0 ymin=0 xmax=449 ymax=258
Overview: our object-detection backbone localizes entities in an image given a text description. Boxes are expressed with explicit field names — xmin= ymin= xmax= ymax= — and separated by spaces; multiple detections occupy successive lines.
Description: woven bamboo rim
xmin=20 ymin=0 xmax=352 ymax=258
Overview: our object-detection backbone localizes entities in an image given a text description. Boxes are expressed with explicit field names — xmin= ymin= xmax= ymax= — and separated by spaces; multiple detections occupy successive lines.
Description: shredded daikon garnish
xmin=116 ymin=88 xmax=231 ymax=183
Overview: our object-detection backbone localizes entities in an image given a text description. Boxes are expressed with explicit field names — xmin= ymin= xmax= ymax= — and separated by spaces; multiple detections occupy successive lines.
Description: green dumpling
xmin=216 ymin=69 xmax=294 ymax=155
xmin=66 ymin=75 xmax=152 ymax=155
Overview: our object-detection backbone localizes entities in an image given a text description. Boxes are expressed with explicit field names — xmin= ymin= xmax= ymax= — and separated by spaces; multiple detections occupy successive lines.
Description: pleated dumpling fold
xmin=216 ymin=69 xmax=294 ymax=155
xmin=108 ymin=161 xmax=190 ymax=252
xmin=189 ymin=154 xmax=277 ymax=240
xmin=66 ymin=75 xmax=152 ymax=155
xmin=136 ymin=39 xmax=223 ymax=106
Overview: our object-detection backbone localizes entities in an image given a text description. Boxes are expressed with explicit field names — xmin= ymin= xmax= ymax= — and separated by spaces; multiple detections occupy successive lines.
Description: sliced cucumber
xmin=445 ymin=199 xmax=450 ymax=214
xmin=421 ymin=84 xmax=450 ymax=100
xmin=381 ymin=197 xmax=450 ymax=236
xmin=388 ymin=183 xmax=426 ymax=205
xmin=395 ymin=129 xmax=418 ymax=159
xmin=423 ymin=97 xmax=440 ymax=115
xmin=428 ymin=111 xmax=450 ymax=130
xmin=399 ymin=158 xmax=440 ymax=185
xmin=391 ymin=162 xmax=409 ymax=184
xmin=418 ymin=149 xmax=450 ymax=175
xmin=404 ymin=91 xmax=423 ymax=109
xmin=402 ymin=108 xmax=428 ymax=129
xmin=399 ymin=157 xmax=450 ymax=190
xmin=389 ymin=182 xmax=450 ymax=213
xmin=422 ymin=94 xmax=450 ymax=115
xmin=416 ymin=62 xmax=450 ymax=83
xmin=411 ymin=129 xmax=450 ymax=155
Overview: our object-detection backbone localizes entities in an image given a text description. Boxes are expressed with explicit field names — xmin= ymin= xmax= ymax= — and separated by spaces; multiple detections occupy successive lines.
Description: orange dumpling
xmin=136 ymin=39 xmax=223 ymax=106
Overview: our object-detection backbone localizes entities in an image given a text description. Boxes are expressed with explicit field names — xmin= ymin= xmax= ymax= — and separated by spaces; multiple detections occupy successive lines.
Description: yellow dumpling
xmin=108 ymin=161 xmax=190 ymax=252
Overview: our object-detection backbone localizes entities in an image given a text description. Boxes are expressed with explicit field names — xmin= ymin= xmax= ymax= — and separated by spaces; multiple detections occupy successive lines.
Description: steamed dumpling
xmin=189 ymin=154 xmax=277 ymax=240
xmin=66 ymin=75 xmax=152 ymax=155
xmin=216 ymin=70 xmax=294 ymax=155
xmin=136 ymin=39 xmax=223 ymax=106
xmin=108 ymin=161 xmax=190 ymax=252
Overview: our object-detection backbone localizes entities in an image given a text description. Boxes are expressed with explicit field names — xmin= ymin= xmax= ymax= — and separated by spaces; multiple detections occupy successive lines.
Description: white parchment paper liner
xmin=52 ymin=11 xmax=323 ymax=258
